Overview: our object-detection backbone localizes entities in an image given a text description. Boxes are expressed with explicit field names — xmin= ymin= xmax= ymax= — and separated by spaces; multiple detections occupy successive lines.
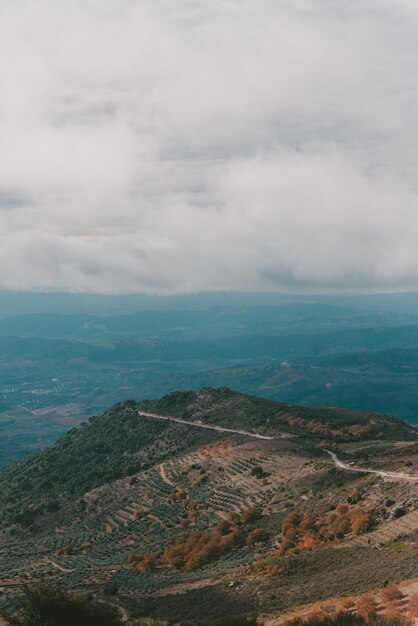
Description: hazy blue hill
xmin=0 ymin=313 xmax=95 ymax=339
xmin=1 ymin=290 xmax=418 ymax=464
xmin=2 ymin=289 xmax=418 ymax=317
xmin=0 ymin=336 xmax=103 ymax=360
xmin=3 ymin=324 xmax=418 ymax=376
xmin=175 ymin=350 xmax=418 ymax=422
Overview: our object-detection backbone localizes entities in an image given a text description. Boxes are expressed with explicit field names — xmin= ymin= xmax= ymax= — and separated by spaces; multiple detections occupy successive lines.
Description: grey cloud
xmin=0 ymin=0 xmax=418 ymax=293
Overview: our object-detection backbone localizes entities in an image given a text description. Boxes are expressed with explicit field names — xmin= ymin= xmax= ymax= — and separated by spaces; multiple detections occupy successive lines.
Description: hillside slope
xmin=0 ymin=389 xmax=417 ymax=623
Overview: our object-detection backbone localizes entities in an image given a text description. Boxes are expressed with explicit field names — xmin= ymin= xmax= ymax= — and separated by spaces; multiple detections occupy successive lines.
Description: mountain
xmin=0 ymin=388 xmax=417 ymax=623
xmin=1 ymin=291 xmax=418 ymax=467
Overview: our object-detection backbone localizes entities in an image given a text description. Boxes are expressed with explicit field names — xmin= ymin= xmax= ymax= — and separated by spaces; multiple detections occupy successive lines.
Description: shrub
xmin=408 ymin=592 xmax=418 ymax=619
xmin=103 ymin=583 xmax=118 ymax=596
xmin=128 ymin=507 xmax=261 ymax=573
xmin=0 ymin=585 xmax=123 ymax=626
xmin=240 ymin=507 xmax=262 ymax=526
xmin=384 ymin=602 xmax=404 ymax=623
xmin=356 ymin=594 xmax=377 ymax=622
xmin=381 ymin=583 xmax=404 ymax=604
xmin=246 ymin=528 xmax=269 ymax=546
xmin=351 ymin=513 xmax=372 ymax=535
xmin=54 ymin=544 xmax=73 ymax=556
xmin=128 ymin=552 xmax=160 ymax=571
xmin=250 ymin=467 xmax=270 ymax=479
xmin=199 ymin=615 xmax=263 ymax=626
xmin=200 ymin=618 xmax=259 ymax=626
xmin=347 ymin=489 xmax=361 ymax=505
xmin=340 ymin=599 xmax=355 ymax=611
xmin=284 ymin=611 xmax=405 ymax=626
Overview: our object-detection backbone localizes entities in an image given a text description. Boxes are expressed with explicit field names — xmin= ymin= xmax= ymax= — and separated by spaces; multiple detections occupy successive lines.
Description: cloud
xmin=0 ymin=0 xmax=418 ymax=293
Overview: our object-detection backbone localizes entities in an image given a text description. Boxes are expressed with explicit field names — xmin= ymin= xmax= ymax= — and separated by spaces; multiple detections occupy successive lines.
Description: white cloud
xmin=0 ymin=0 xmax=418 ymax=293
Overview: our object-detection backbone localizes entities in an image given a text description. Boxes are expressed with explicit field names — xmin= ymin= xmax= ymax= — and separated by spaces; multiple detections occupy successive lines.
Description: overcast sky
xmin=1 ymin=0 xmax=418 ymax=293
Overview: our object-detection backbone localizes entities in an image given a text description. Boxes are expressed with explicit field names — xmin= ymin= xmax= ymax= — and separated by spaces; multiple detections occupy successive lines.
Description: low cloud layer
xmin=1 ymin=0 xmax=418 ymax=293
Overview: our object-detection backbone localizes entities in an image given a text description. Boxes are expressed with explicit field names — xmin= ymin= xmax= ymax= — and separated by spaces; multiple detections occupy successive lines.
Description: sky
xmin=1 ymin=0 xmax=418 ymax=294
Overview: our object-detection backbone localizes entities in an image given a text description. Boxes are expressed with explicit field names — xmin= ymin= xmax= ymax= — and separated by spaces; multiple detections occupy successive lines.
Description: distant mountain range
xmin=1 ymin=291 xmax=418 ymax=465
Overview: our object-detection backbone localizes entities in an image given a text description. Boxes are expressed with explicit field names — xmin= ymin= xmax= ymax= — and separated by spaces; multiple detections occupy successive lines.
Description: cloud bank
xmin=1 ymin=0 xmax=418 ymax=293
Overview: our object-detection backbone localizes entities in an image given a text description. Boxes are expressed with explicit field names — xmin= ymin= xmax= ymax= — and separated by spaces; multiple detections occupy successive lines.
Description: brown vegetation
xmin=356 ymin=595 xmax=378 ymax=622
xmin=286 ymin=417 xmax=377 ymax=441
xmin=127 ymin=508 xmax=265 ymax=572
xmin=407 ymin=592 xmax=418 ymax=621
xmin=246 ymin=528 xmax=269 ymax=546
xmin=54 ymin=544 xmax=73 ymax=556
xmin=381 ymin=584 xmax=404 ymax=604
xmin=278 ymin=501 xmax=373 ymax=556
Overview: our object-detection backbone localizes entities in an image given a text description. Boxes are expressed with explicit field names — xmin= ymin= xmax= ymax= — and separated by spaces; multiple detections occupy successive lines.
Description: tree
xmin=251 ymin=466 xmax=269 ymax=479
xmin=1 ymin=585 xmax=123 ymax=626
xmin=138 ymin=552 xmax=160 ymax=571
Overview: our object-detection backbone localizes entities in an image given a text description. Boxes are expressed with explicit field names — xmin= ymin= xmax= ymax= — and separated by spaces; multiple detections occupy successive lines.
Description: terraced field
xmin=0 ymin=434 xmax=319 ymax=601
xmin=0 ymin=430 xmax=417 ymax=615
xmin=0 ymin=390 xmax=418 ymax=623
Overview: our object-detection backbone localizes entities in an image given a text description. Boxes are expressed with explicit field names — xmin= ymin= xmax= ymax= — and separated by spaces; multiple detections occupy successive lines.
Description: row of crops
xmin=0 ymin=439 xmax=291 ymax=598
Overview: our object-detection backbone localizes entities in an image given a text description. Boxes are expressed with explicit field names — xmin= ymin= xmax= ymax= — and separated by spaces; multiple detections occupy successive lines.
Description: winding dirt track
xmin=139 ymin=412 xmax=418 ymax=482
xmin=159 ymin=463 xmax=176 ymax=487
xmin=325 ymin=450 xmax=418 ymax=482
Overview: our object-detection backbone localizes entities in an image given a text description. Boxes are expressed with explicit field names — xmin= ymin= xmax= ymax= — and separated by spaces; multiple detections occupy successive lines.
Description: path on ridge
xmin=138 ymin=410 xmax=275 ymax=440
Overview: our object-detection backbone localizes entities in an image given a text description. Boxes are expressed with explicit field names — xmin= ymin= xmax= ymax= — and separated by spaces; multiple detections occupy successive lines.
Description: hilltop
xmin=140 ymin=387 xmax=417 ymax=444
xmin=0 ymin=389 xmax=417 ymax=623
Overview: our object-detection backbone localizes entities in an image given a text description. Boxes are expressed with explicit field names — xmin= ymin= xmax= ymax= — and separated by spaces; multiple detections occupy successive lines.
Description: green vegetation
xmin=197 ymin=617 xmax=259 ymax=626
xmin=140 ymin=388 xmax=418 ymax=443
xmin=1 ymin=387 xmax=413 ymax=534
xmin=0 ymin=388 xmax=415 ymax=624
xmin=0 ymin=585 xmax=123 ymax=626
xmin=0 ymin=400 xmax=221 ymax=530
xmin=3 ymin=293 xmax=418 ymax=467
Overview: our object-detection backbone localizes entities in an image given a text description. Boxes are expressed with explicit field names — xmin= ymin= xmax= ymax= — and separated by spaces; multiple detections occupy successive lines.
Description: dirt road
xmin=326 ymin=449 xmax=418 ymax=482
xmin=138 ymin=410 xmax=275 ymax=440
